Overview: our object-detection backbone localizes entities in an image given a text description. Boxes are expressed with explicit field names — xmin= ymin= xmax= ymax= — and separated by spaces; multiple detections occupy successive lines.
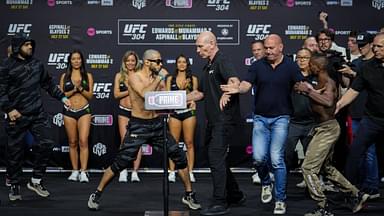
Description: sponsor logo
xmin=91 ymin=115 xmax=113 ymax=126
xmin=93 ymin=82 xmax=112 ymax=99
xmin=166 ymin=57 xmax=193 ymax=64
xmin=326 ymin=0 xmax=339 ymax=5
xmin=49 ymin=24 xmax=70 ymax=39
xmin=118 ymin=19 xmax=239 ymax=45
xmin=372 ymin=0 xmax=384 ymax=9
xmin=87 ymin=27 xmax=112 ymax=37
xmin=246 ymin=24 xmax=271 ymax=40
xmin=244 ymin=57 xmax=256 ymax=66
xmin=287 ymin=0 xmax=312 ymax=7
xmin=47 ymin=0 xmax=73 ymax=7
xmin=93 ymin=142 xmax=107 ymax=156
xmin=166 ymin=0 xmax=192 ymax=8
xmin=61 ymin=146 xmax=69 ymax=153
xmin=7 ymin=23 xmax=32 ymax=36
xmin=206 ymin=0 xmax=230 ymax=11
xmin=6 ymin=0 xmax=33 ymax=9
xmin=87 ymin=0 xmax=113 ymax=6
xmin=102 ymin=0 xmax=113 ymax=5
xmin=122 ymin=24 xmax=147 ymax=41
xmin=334 ymin=30 xmax=351 ymax=35
xmin=141 ymin=144 xmax=152 ymax=155
xmin=248 ymin=0 xmax=269 ymax=10
xmin=86 ymin=54 xmax=114 ymax=69
xmin=52 ymin=113 xmax=64 ymax=127
xmin=132 ymin=0 xmax=146 ymax=9
xmin=47 ymin=53 xmax=69 ymax=69
xmin=285 ymin=25 xmax=312 ymax=40
xmin=341 ymin=0 xmax=353 ymax=6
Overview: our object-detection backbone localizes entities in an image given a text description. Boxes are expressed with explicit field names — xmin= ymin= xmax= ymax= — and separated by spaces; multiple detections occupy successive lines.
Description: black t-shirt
xmin=349 ymin=57 xmax=373 ymax=119
xmin=351 ymin=58 xmax=384 ymax=126
xmin=200 ymin=51 xmax=240 ymax=123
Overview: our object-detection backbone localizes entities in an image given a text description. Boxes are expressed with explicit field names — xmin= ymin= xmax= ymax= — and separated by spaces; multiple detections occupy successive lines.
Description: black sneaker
xmin=350 ymin=192 xmax=369 ymax=213
xmin=27 ymin=181 xmax=50 ymax=197
xmin=9 ymin=184 xmax=22 ymax=201
xmin=200 ymin=205 xmax=230 ymax=216
xmin=88 ymin=192 xmax=101 ymax=211
xmin=304 ymin=206 xmax=334 ymax=216
xmin=227 ymin=193 xmax=246 ymax=206
xmin=181 ymin=191 xmax=201 ymax=210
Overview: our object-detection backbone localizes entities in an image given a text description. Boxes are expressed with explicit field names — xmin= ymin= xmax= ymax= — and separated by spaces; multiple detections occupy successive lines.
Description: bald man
xmin=195 ymin=31 xmax=245 ymax=216
xmin=87 ymin=49 xmax=201 ymax=211
xmin=302 ymin=36 xmax=319 ymax=53
xmin=337 ymin=32 xmax=384 ymax=189
xmin=221 ymin=34 xmax=304 ymax=215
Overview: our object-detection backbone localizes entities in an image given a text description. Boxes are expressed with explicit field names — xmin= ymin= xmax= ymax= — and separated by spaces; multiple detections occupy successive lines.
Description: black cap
xmin=356 ymin=32 xmax=374 ymax=48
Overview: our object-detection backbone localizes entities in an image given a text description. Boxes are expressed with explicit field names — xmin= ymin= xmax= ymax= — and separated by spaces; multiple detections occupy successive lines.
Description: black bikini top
xmin=170 ymin=75 xmax=193 ymax=92
xmin=64 ymin=77 xmax=89 ymax=92
xmin=119 ymin=81 xmax=128 ymax=92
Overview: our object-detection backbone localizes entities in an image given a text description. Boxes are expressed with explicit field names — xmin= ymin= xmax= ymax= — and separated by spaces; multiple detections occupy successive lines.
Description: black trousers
xmin=110 ymin=116 xmax=187 ymax=174
xmin=205 ymin=121 xmax=243 ymax=206
xmin=5 ymin=112 xmax=54 ymax=185
xmin=285 ymin=122 xmax=314 ymax=170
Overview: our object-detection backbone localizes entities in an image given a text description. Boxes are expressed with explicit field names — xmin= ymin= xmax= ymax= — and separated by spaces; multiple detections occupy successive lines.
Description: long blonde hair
xmin=119 ymin=50 xmax=140 ymax=82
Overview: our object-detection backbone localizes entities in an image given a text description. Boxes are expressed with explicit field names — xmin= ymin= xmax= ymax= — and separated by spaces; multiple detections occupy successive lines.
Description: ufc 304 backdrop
xmin=0 ymin=0 xmax=383 ymax=169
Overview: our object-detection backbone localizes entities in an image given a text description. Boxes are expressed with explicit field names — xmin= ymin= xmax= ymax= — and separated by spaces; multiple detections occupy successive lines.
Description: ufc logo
xmin=8 ymin=24 xmax=32 ymax=35
xmin=247 ymin=24 xmax=271 ymax=34
xmin=48 ymin=53 xmax=69 ymax=63
xmin=93 ymin=83 xmax=112 ymax=92
xmin=123 ymin=24 xmax=147 ymax=34
xmin=208 ymin=0 xmax=230 ymax=4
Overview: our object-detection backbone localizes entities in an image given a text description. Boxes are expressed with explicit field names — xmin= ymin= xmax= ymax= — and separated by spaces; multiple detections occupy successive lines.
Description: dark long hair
xmin=65 ymin=50 xmax=88 ymax=84
xmin=175 ymin=54 xmax=192 ymax=78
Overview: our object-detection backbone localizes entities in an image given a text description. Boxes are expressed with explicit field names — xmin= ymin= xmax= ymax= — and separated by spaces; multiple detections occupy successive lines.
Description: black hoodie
xmin=0 ymin=33 xmax=65 ymax=115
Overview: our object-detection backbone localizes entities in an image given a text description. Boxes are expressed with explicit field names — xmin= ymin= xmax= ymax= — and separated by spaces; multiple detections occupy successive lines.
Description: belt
xmin=64 ymin=104 xmax=89 ymax=113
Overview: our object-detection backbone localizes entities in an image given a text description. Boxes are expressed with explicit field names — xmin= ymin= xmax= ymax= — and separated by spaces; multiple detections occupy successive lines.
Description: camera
xmin=324 ymin=50 xmax=350 ymax=70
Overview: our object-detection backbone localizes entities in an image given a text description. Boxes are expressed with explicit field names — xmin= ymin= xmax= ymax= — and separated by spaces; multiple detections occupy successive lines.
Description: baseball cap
xmin=356 ymin=32 xmax=374 ymax=47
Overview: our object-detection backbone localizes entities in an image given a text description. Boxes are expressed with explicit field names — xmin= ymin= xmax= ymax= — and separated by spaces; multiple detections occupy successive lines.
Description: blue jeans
xmin=352 ymin=119 xmax=379 ymax=190
xmin=253 ymin=115 xmax=289 ymax=202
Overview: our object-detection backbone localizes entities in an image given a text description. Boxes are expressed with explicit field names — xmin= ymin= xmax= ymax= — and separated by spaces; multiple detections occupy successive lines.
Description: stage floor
xmin=0 ymin=172 xmax=383 ymax=216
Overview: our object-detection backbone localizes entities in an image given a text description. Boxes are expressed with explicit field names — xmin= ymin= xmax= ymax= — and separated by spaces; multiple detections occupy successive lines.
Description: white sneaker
xmin=68 ymin=170 xmax=79 ymax=181
xmin=273 ymin=201 xmax=286 ymax=214
xmin=261 ymin=184 xmax=273 ymax=203
xmin=296 ymin=180 xmax=306 ymax=188
xmin=189 ymin=172 xmax=196 ymax=183
xmin=252 ymin=173 xmax=261 ymax=184
xmin=168 ymin=171 xmax=176 ymax=183
xmin=381 ymin=177 xmax=384 ymax=183
xmin=79 ymin=171 xmax=89 ymax=183
xmin=131 ymin=171 xmax=140 ymax=182
xmin=119 ymin=169 xmax=128 ymax=182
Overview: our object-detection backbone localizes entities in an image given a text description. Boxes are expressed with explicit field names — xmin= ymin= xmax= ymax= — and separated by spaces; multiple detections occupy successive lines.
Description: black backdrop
xmin=0 ymin=0 xmax=383 ymax=169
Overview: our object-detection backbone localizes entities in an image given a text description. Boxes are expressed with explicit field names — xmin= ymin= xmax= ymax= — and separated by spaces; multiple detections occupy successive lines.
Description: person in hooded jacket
xmin=0 ymin=33 xmax=71 ymax=201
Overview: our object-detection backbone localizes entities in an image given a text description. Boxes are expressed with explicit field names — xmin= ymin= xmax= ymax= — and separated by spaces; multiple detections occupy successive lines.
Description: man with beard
xmin=0 ymin=33 xmax=71 ymax=201
xmin=87 ymin=49 xmax=201 ymax=211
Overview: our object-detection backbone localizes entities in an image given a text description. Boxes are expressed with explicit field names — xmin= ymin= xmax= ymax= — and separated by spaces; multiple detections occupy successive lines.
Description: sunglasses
xmin=148 ymin=59 xmax=163 ymax=65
